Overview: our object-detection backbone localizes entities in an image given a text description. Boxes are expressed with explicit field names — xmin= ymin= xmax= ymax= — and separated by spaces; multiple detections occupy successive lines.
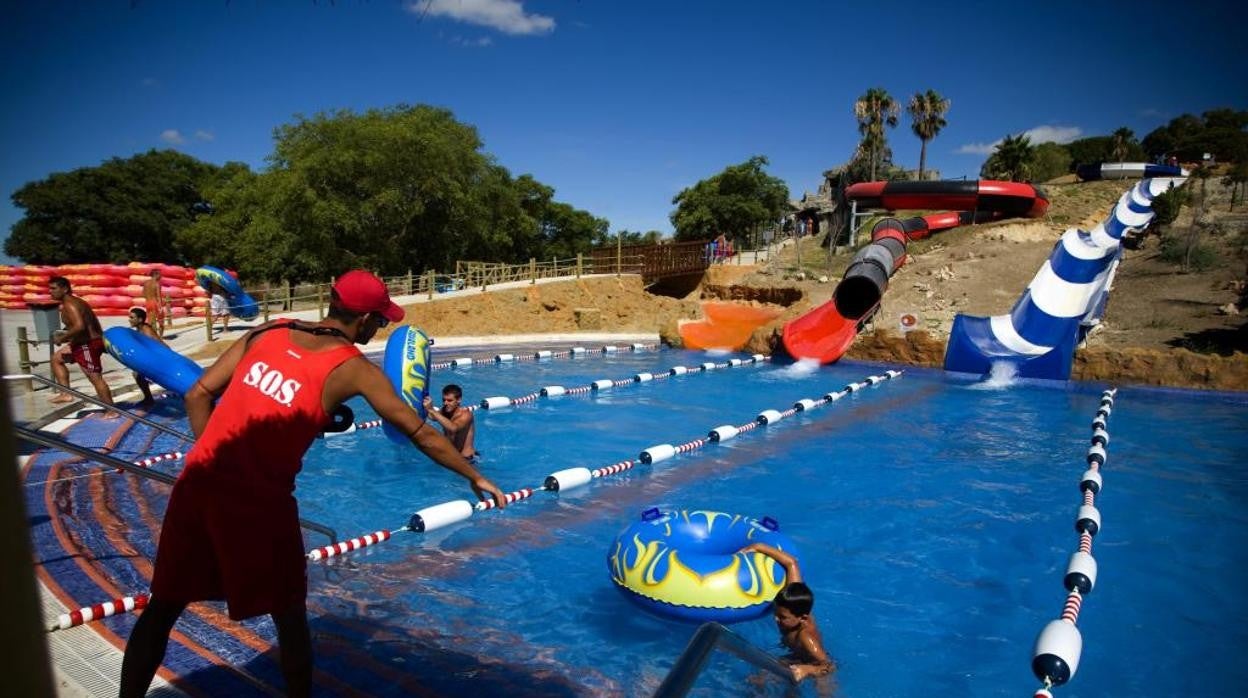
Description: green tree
xmin=907 ymin=89 xmax=950 ymax=181
xmin=854 ymin=87 xmax=900 ymax=182
xmin=1222 ymin=161 xmax=1248 ymax=211
xmin=980 ymin=134 xmax=1036 ymax=182
xmin=5 ymin=149 xmax=222 ymax=264
xmin=252 ymin=104 xmax=604 ymax=277
xmin=609 ymin=229 xmax=664 ymax=245
xmin=1111 ymin=127 xmax=1136 ymax=163
xmin=670 ymin=156 xmax=789 ymax=242
xmin=1142 ymin=109 xmax=1248 ymax=162
xmin=1030 ymin=142 xmax=1073 ymax=183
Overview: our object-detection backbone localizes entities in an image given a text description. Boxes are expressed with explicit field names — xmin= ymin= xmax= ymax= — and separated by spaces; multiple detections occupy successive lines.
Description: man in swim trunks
xmin=141 ymin=268 xmax=166 ymax=337
xmin=127 ymin=307 xmax=166 ymax=406
xmin=48 ymin=276 xmax=114 ymax=409
xmin=424 ymin=383 xmax=477 ymax=462
xmin=119 ymin=270 xmax=507 ymax=698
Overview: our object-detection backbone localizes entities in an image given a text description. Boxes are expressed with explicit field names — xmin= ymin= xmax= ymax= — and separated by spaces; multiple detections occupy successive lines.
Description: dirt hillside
xmin=190 ymin=178 xmax=1247 ymax=390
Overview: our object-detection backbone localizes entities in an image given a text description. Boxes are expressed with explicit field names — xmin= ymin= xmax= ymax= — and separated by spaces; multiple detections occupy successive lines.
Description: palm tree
xmin=854 ymin=87 xmax=900 ymax=182
xmin=1111 ymin=127 xmax=1135 ymax=163
xmin=907 ymin=90 xmax=950 ymax=180
xmin=989 ymin=134 xmax=1036 ymax=182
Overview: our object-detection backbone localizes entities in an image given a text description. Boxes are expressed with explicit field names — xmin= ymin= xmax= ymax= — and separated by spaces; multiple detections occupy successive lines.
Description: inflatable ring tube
xmin=608 ymin=509 xmax=799 ymax=623
xmin=194 ymin=265 xmax=259 ymax=321
xmin=103 ymin=327 xmax=203 ymax=396
xmin=381 ymin=325 xmax=432 ymax=444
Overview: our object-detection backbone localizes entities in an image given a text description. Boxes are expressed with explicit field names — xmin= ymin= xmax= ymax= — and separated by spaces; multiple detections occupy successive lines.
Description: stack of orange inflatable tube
xmin=0 ymin=263 xmax=210 ymax=316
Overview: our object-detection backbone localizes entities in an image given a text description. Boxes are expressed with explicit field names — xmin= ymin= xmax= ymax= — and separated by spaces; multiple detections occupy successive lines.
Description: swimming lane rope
xmin=1030 ymin=388 xmax=1116 ymax=696
xmin=304 ymin=369 xmax=903 ymax=562
xmin=24 ymin=450 xmax=186 ymax=488
xmin=430 ymin=342 xmax=658 ymax=370
xmin=54 ymin=371 xmax=903 ymax=629
xmin=328 ymin=353 xmax=771 ymax=434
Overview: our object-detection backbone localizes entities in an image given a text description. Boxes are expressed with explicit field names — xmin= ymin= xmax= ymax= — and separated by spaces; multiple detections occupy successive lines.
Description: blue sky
xmin=2 ymin=0 xmax=1246 ymax=264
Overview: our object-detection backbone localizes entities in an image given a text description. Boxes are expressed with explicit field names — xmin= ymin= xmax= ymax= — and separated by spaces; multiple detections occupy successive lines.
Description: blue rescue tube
xmin=102 ymin=327 xmax=203 ymax=396
xmin=381 ymin=325 xmax=433 ymax=444
xmin=608 ymin=509 xmax=800 ymax=623
xmin=195 ymin=265 xmax=259 ymax=321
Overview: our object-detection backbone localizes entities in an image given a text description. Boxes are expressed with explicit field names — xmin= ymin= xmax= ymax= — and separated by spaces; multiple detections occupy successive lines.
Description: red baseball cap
xmin=332 ymin=270 xmax=404 ymax=323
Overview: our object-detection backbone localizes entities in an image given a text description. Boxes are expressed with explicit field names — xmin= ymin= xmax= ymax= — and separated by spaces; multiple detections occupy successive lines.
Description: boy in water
xmin=741 ymin=541 xmax=836 ymax=682
xmin=127 ymin=307 xmax=167 ymax=406
xmin=423 ymin=384 xmax=477 ymax=462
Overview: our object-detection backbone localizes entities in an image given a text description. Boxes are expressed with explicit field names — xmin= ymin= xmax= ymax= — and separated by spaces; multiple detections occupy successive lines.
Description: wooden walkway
xmin=586 ymin=240 xmax=711 ymax=283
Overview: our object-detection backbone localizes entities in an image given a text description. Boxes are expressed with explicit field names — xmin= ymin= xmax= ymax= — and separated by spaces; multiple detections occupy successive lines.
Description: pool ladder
xmin=655 ymin=622 xmax=797 ymax=697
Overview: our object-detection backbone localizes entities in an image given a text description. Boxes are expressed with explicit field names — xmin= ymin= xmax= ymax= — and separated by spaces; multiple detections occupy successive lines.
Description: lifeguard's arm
xmin=333 ymin=359 xmax=505 ymax=508
xmin=183 ymin=329 xmax=256 ymax=437
xmin=740 ymin=542 xmax=803 ymax=583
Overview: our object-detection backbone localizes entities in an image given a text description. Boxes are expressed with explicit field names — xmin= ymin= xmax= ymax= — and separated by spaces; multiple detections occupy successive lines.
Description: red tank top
xmin=182 ymin=327 xmax=362 ymax=495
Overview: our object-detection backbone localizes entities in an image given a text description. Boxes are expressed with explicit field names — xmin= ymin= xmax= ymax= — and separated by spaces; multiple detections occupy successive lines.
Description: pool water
xmin=31 ymin=348 xmax=1248 ymax=696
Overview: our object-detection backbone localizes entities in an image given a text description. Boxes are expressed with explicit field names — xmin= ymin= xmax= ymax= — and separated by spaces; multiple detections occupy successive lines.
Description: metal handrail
xmin=654 ymin=622 xmax=797 ymax=697
xmin=14 ymin=424 xmax=338 ymax=544
xmin=3 ymin=373 xmax=194 ymax=443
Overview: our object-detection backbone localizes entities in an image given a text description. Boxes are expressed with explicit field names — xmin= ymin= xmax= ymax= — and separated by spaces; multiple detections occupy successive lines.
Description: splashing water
xmin=761 ymin=358 xmax=821 ymax=381
xmin=703 ymin=348 xmax=733 ymax=357
xmin=970 ymin=360 xmax=1019 ymax=390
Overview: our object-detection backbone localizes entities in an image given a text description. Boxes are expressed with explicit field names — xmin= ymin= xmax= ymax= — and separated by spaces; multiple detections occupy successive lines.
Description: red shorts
xmin=151 ymin=469 xmax=307 ymax=620
xmin=145 ymin=299 xmax=164 ymax=322
xmin=67 ymin=338 xmax=106 ymax=374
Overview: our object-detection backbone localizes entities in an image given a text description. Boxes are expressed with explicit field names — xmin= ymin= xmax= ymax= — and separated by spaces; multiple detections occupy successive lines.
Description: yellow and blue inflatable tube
xmin=608 ymin=508 xmax=800 ymax=623
xmin=381 ymin=324 xmax=432 ymax=444
xmin=103 ymin=327 xmax=203 ymax=396
xmin=195 ymin=265 xmax=259 ymax=320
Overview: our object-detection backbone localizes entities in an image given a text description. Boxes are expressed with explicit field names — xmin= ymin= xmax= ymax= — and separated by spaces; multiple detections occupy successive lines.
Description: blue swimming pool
xmin=27 ymin=347 xmax=1248 ymax=696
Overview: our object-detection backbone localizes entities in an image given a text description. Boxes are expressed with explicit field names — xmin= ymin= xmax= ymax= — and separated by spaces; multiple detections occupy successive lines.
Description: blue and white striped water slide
xmin=944 ymin=177 xmax=1187 ymax=380
xmin=1075 ymin=162 xmax=1189 ymax=181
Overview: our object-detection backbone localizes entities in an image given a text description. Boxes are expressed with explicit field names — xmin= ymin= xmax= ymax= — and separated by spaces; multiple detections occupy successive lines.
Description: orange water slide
xmin=678 ymin=302 xmax=782 ymax=350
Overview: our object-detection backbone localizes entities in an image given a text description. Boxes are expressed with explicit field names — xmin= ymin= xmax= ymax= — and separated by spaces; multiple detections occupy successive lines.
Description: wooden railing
xmin=585 ymin=240 xmax=711 ymax=282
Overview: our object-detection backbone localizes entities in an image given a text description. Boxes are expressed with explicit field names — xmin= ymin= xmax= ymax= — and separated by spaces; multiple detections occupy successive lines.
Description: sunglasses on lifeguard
xmin=370 ymin=313 xmax=390 ymax=328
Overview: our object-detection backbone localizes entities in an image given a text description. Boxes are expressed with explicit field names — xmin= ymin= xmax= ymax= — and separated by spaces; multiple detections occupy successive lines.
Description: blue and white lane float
xmin=194 ymin=265 xmax=260 ymax=321
xmin=433 ymin=342 xmax=658 ymax=370
xmin=608 ymin=508 xmax=799 ymax=623
xmin=103 ymin=327 xmax=204 ymax=396
xmin=325 ymin=352 xmax=771 ymax=436
xmin=1030 ymin=388 xmax=1116 ymax=697
xmin=304 ymin=369 xmax=903 ymax=561
xmin=377 ymin=325 xmax=433 ymax=443
xmin=478 ymin=354 xmax=769 ymax=411
xmin=945 ymin=177 xmax=1186 ymax=379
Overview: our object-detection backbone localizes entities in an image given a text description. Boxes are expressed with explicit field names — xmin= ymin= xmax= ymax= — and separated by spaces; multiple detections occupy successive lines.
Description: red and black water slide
xmin=780 ymin=180 xmax=1048 ymax=363
xmin=845 ymin=180 xmax=1049 ymax=238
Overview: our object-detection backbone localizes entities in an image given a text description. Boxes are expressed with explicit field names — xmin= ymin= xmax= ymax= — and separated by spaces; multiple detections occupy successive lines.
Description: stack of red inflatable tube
xmin=0 ymin=263 xmax=213 ymax=316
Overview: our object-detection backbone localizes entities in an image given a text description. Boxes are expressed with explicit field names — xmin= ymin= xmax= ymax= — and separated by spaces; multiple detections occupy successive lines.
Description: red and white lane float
xmin=50 ymin=594 xmax=149 ymax=632
xmin=306 ymin=369 xmax=903 ymax=561
xmin=1031 ymin=388 xmax=1116 ymax=696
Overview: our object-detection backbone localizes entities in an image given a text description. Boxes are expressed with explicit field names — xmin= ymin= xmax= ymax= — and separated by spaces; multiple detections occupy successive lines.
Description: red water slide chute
xmin=780 ymin=180 xmax=1048 ymax=363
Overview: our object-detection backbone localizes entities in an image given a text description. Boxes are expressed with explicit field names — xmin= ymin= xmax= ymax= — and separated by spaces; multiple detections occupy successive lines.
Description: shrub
xmin=1150 ymin=186 xmax=1188 ymax=227
xmin=1158 ymin=233 xmax=1219 ymax=271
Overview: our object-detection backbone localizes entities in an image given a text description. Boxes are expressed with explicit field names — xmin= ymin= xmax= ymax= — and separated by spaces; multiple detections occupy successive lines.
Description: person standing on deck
xmin=119 ymin=270 xmax=507 ymax=698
